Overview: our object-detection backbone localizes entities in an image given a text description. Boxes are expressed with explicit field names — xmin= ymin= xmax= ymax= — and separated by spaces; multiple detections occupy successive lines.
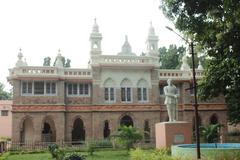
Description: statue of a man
xmin=164 ymin=79 xmax=178 ymax=122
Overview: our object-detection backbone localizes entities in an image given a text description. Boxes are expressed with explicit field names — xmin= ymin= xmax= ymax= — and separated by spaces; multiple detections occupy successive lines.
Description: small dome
xmin=15 ymin=48 xmax=27 ymax=67
xmin=148 ymin=22 xmax=155 ymax=36
xmin=180 ymin=54 xmax=190 ymax=70
xmin=55 ymin=49 xmax=64 ymax=68
xmin=118 ymin=35 xmax=136 ymax=56
xmin=197 ymin=61 xmax=203 ymax=70
xmin=92 ymin=18 xmax=99 ymax=33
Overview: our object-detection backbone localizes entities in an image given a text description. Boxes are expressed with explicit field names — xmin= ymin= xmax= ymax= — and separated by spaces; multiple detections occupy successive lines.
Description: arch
xmin=103 ymin=78 xmax=115 ymax=87
xmin=120 ymin=78 xmax=133 ymax=87
xmin=137 ymin=79 xmax=148 ymax=88
xmin=120 ymin=115 xmax=134 ymax=127
xmin=72 ymin=118 xmax=85 ymax=143
xmin=210 ymin=114 xmax=218 ymax=125
xmin=144 ymin=120 xmax=150 ymax=143
xmin=150 ymin=44 xmax=155 ymax=50
xmin=120 ymin=78 xmax=133 ymax=102
xmin=92 ymin=41 xmax=99 ymax=49
xmin=41 ymin=116 xmax=56 ymax=142
xmin=20 ymin=116 xmax=34 ymax=143
xmin=103 ymin=120 xmax=110 ymax=138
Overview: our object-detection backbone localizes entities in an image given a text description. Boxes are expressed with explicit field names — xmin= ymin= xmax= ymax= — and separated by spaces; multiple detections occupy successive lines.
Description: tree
xmin=0 ymin=83 xmax=12 ymax=100
xmin=112 ymin=125 xmax=143 ymax=151
xmin=159 ymin=44 xmax=186 ymax=69
xmin=160 ymin=0 xmax=240 ymax=124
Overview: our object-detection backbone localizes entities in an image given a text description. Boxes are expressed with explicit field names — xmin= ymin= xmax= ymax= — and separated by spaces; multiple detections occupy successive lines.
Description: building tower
xmin=89 ymin=18 xmax=102 ymax=56
xmin=146 ymin=22 xmax=159 ymax=57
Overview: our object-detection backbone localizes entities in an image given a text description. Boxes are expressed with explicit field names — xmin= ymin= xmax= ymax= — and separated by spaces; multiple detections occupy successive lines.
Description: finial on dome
xmin=16 ymin=48 xmax=27 ymax=67
xmin=197 ymin=60 xmax=203 ymax=70
xmin=92 ymin=18 xmax=99 ymax=33
xmin=18 ymin=48 xmax=23 ymax=60
xmin=55 ymin=49 xmax=64 ymax=68
xmin=125 ymin=35 xmax=128 ymax=42
xmin=94 ymin=18 xmax=97 ymax=25
xmin=148 ymin=21 xmax=155 ymax=36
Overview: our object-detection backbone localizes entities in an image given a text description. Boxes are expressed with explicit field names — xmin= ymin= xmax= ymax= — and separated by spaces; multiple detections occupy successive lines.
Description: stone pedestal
xmin=155 ymin=121 xmax=192 ymax=149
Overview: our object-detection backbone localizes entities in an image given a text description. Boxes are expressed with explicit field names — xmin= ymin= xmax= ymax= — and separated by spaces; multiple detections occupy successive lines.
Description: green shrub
xmin=48 ymin=144 xmax=67 ymax=160
xmin=64 ymin=152 xmax=86 ymax=160
xmin=55 ymin=148 xmax=65 ymax=160
xmin=112 ymin=126 xmax=143 ymax=151
xmin=200 ymin=124 xmax=221 ymax=143
xmin=48 ymin=143 xmax=59 ymax=158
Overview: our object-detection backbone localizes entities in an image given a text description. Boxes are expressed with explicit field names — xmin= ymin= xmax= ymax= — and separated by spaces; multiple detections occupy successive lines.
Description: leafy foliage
xmin=200 ymin=124 xmax=221 ymax=143
xmin=64 ymin=153 xmax=86 ymax=160
xmin=112 ymin=126 xmax=143 ymax=151
xmin=160 ymin=0 xmax=240 ymax=124
xmin=48 ymin=144 xmax=59 ymax=159
xmin=0 ymin=83 xmax=12 ymax=100
xmin=159 ymin=44 xmax=186 ymax=69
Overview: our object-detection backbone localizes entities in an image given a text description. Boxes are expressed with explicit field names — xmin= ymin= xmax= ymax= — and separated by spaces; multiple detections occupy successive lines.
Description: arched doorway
xmin=103 ymin=120 xmax=110 ymax=138
xmin=120 ymin=115 xmax=134 ymax=127
xmin=144 ymin=120 xmax=150 ymax=143
xmin=210 ymin=114 xmax=218 ymax=124
xmin=20 ymin=117 xmax=34 ymax=143
xmin=41 ymin=117 xmax=56 ymax=142
xmin=72 ymin=118 xmax=85 ymax=143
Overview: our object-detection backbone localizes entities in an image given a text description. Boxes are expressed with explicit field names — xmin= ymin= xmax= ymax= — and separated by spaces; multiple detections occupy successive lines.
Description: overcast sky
xmin=0 ymin=0 xmax=185 ymax=91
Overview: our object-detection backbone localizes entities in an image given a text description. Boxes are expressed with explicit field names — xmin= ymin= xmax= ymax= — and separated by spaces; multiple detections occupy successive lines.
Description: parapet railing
xmin=91 ymin=55 xmax=159 ymax=66
xmin=158 ymin=69 xmax=204 ymax=80
xmin=9 ymin=66 xmax=92 ymax=78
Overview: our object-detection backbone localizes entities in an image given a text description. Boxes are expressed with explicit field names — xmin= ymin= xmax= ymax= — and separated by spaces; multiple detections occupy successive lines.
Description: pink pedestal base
xmin=155 ymin=121 xmax=192 ymax=149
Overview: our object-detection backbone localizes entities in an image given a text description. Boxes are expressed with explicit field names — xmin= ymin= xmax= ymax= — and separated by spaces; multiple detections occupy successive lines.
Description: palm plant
xmin=200 ymin=124 xmax=221 ymax=143
xmin=112 ymin=125 xmax=143 ymax=151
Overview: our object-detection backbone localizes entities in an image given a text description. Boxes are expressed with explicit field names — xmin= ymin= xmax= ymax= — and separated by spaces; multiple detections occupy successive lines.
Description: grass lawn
xmin=4 ymin=150 xmax=130 ymax=160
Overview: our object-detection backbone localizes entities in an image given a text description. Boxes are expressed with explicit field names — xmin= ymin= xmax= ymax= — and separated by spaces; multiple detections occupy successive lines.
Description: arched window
xmin=120 ymin=115 xmax=134 ymax=127
xmin=120 ymin=79 xmax=132 ymax=102
xmin=150 ymin=44 xmax=155 ymax=50
xmin=103 ymin=120 xmax=110 ymax=138
xmin=93 ymin=42 xmax=98 ymax=49
xmin=137 ymin=79 xmax=148 ymax=102
xmin=42 ymin=117 xmax=56 ymax=142
xmin=20 ymin=117 xmax=34 ymax=143
xmin=72 ymin=118 xmax=85 ymax=143
xmin=210 ymin=114 xmax=218 ymax=125
xmin=144 ymin=120 xmax=150 ymax=143
xmin=103 ymin=78 xmax=115 ymax=103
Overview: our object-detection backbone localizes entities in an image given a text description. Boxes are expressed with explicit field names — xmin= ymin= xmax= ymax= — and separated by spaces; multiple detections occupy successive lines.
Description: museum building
xmin=7 ymin=20 xmax=227 ymax=143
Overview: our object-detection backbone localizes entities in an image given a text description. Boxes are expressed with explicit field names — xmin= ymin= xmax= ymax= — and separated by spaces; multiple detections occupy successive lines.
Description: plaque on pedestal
xmin=155 ymin=121 xmax=192 ymax=149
